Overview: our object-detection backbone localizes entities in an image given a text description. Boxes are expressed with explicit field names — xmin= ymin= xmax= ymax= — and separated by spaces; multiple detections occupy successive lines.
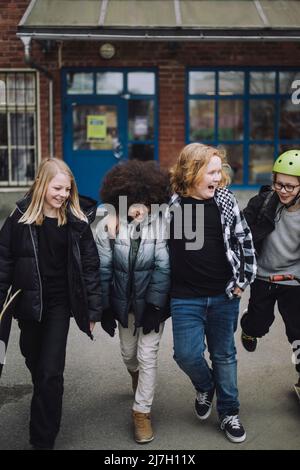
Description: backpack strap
xmin=257 ymin=190 xmax=274 ymax=223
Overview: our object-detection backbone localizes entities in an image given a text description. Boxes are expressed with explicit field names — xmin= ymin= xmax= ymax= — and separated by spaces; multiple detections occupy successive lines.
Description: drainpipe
xmin=20 ymin=36 xmax=55 ymax=158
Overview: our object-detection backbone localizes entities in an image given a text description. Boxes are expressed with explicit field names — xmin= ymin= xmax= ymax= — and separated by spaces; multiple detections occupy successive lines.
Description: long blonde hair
xmin=170 ymin=143 xmax=231 ymax=197
xmin=19 ymin=158 xmax=87 ymax=225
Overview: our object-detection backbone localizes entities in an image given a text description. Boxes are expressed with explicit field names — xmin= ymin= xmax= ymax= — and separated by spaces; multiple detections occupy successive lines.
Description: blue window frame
xmin=187 ymin=68 xmax=300 ymax=188
xmin=63 ymin=67 xmax=158 ymax=162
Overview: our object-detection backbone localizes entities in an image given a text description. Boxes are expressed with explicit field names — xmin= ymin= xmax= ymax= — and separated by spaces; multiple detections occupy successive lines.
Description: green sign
xmin=87 ymin=115 xmax=107 ymax=140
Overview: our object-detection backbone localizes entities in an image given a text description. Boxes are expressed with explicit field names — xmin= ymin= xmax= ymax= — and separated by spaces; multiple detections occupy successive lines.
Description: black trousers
xmin=241 ymin=279 xmax=300 ymax=373
xmin=18 ymin=301 xmax=70 ymax=449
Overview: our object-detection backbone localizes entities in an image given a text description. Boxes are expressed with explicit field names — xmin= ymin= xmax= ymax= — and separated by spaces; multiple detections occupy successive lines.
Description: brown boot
xmin=132 ymin=411 xmax=154 ymax=444
xmin=128 ymin=369 xmax=139 ymax=394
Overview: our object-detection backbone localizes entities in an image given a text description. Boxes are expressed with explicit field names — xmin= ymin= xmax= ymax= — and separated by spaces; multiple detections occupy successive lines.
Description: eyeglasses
xmin=273 ymin=182 xmax=300 ymax=193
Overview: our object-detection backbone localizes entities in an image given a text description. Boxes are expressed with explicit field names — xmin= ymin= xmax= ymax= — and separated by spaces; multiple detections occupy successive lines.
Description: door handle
xmin=113 ymin=140 xmax=123 ymax=160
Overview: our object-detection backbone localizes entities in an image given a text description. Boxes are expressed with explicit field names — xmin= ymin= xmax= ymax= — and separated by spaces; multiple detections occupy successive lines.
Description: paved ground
xmin=0 ymin=288 xmax=299 ymax=451
xmin=0 ymin=193 xmax=299 ymax=451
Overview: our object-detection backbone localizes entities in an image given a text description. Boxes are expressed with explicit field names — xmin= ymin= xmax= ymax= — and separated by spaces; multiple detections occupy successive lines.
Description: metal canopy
xmin=17 ymin=0 xmax=300 ymax=41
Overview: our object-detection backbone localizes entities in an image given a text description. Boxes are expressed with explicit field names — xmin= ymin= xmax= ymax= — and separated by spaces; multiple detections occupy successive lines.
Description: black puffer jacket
xmin=243 ymin=185 xmax=279 ymax=255
xmin=0 ymin=195 xmax=102 ymax=338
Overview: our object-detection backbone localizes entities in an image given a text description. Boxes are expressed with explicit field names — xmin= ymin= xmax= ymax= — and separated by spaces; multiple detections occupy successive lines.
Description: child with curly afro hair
xmin=96 ymin=159 xmax=170 ymax=444
xmin=100 ymin=159 xmax=170 ymax=212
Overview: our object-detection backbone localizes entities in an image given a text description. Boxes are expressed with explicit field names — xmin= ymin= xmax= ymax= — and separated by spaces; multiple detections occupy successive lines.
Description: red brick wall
xmin=0 ymin=0 xmax=52 ymax=159
xmin=2 ymin=1 xmax=300 ymax=168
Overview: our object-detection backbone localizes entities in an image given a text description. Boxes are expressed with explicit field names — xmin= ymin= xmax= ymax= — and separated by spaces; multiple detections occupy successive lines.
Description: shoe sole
xmin=135 ymin=435 xmax=154 ymax=444
xmin=195 ymin=404 xmax=212 ymax=421
xmin=224 ymin=430 xmax=247 ymax=443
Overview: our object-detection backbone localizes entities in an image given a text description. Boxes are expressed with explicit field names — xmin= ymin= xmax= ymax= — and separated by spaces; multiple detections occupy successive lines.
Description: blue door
xmin=62 ymin=69 xmax=158 ymax=201
xmin=63 ymin=96 xmax=127 ymax=201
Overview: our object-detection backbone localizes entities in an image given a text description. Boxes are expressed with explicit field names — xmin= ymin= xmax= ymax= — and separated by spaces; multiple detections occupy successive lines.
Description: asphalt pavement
xmin=0 ymin=289 xmax=299 ymax=450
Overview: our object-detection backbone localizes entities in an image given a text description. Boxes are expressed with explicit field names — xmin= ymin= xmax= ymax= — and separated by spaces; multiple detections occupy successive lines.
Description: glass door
xmin=64 ymin=96 xmax=126 ymax=200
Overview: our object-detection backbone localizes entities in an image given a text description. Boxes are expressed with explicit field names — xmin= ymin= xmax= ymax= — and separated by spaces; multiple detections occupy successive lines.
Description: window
xmin=187 ymin=69 xmax=300 ymax=186
xmin=0 ymin=72 xmax=38 ymax=186
xmin=65 ymin=69 xmax=157 ymax=162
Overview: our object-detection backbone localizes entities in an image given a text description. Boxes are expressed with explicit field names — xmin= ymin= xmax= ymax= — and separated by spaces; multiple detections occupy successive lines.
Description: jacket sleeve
xmin=232 ymin=195 xmax=257 ymax=291
xmin=79 ymin=224 xmax=102 ymax=322
xmin=95 ymin=217 xmax=113 ymax=310
xmin=243 ymin=193 xmax=264 ymax=230
xmin=145 ymin=218 xmax=170 ymax=308
xmin=0 ymin=213 xmax=15 ymax=310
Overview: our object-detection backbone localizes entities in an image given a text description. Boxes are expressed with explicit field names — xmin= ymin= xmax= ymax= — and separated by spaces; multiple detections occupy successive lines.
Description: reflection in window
xmin=249 ymin=145 xmax=274 ymax=185
xmin=10 ymin=113 xmax=34 ymax=146
xmin=218 ymin=100 xmax=243 ymax=140
xmin=0 ymin=76 xmax=6 ymax=105
xmin=128 ymin=143 xmax=154 ymax=161
xmin=250 ymin=100 xmax=275 ymax=140
xmin=250 ymin=72 xmax=275 ymax=94
xmin=96 ymin=72 xmax=123 ymax=94
xmin=189 ymin=71 xmax=215 ymax=95
xmin=0 ymin=149 xmax=8 ymax=181
xmin=0 ymin=72 xmax=37 ymax=186
xmin=279 ymin=71 xmax=300 ymax=94
xmin=221 ymin=144 xmax=243 ymax=184
xmin=188 ymin=69 xmax=300 ymax=186
xmin=279 ymin=143 xmax=300 ymax=154
xmin=7 ymin=73 xmax=35 ymax=105
xmin=219 ymin=72 xmax=244 ymax=95
xmin=128 ymin=100 xmax=154 ymax=141
xmin=128 ymin=72 xmax=155 ymax=95
xmin=279 ymin=99 xmax=300 ymax=140
xmin=11 ymin=149 xmax=35 ymax=182
xmin=0 ymin=114 xmax=7 ymax=145
xmin=67 ymin=73 xmax=93 ymax=94
xmin=73 ymin=104 xmax=118 ymax=150
xmin=189 ymin=100 xmax=215 ymax=141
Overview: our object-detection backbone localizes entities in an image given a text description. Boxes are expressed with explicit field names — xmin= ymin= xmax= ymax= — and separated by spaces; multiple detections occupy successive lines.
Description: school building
xmin=1 ymin=0 xmax=300 ymax=212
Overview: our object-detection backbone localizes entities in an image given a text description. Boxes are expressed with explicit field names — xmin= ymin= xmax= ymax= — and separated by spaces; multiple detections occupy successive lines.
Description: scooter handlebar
xmin=269 ymin=274 xmax=300 ymax=283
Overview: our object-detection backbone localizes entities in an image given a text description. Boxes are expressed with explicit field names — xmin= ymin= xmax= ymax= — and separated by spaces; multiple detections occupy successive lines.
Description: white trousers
xmin=118 ymin=313 xmax=164 ymax=413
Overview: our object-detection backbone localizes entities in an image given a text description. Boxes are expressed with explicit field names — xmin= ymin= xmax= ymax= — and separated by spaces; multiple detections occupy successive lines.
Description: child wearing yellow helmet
xmin=241 ymin=150 xmax=300 ymax=399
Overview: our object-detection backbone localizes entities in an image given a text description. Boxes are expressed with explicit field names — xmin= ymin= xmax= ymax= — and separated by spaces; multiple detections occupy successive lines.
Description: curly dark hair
xmin=100 ymin=160 xmax=170 ymax=210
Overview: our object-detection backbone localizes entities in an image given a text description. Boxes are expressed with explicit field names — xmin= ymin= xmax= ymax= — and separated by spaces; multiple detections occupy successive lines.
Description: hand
xmin=142 ymin=303 xmax=161 ymax=335
xmin=106 ymin=214 xmax=119 ymax=239
xmin=90 ymin=321 xmax=96 ymax=333
xmin=233 ymin=287 xmax=243 ymax=298
xmin=101 ymin=307 xmax=117 ymax=337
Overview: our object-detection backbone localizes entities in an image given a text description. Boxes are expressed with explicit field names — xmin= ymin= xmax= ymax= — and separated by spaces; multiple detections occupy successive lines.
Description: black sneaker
xmin=220 ymin=415 xmax=246 ymax=443
xmin=195 ymin=388 xmax=215 ymax=420
xmin=241 ymin=331 xmax=257 ymax=352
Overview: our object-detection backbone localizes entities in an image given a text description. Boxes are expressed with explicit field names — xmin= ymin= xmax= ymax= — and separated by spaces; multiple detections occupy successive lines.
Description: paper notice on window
xmin=134 ymin=117 xmax=148 ymax=137
xmin=87 ymin=115 xmax=107 ymax=140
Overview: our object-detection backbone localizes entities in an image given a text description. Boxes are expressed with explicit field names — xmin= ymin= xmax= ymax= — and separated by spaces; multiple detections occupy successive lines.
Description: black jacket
xmin=0 ymin=195 xmax=102 ymax=338
xmin=243 ymin=185 xmax=279 ymax=255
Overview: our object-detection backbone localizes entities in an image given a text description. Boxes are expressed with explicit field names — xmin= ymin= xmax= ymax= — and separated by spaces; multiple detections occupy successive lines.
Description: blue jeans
xmin=171 ymin=294 xmax=240 ymax=417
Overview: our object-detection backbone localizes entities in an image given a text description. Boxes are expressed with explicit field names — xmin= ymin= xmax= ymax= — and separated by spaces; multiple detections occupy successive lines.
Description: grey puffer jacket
xmin=95 ymin=214 xmax=170 ymax=328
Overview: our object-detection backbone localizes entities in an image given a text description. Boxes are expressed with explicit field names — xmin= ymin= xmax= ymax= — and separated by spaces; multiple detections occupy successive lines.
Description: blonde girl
xmin=0 ymin=158 xmax=102 ymax=449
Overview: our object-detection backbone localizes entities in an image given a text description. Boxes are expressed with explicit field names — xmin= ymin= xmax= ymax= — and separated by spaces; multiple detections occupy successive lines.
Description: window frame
xmin=62 ymin=67 xmax=159 ymax=162
xmin=0 ymin=69 xmax=40 ymax=189
xmin=186 ymin=67 xmax=300 ymax=189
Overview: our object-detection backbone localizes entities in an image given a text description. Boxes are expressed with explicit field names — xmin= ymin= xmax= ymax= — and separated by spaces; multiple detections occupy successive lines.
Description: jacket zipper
xmin=29 ymin=225 xmax=43 ymax=321
xmin=75 ymin=238 xmax=91 ymax=336
xmin=126 ymin=232 xmax=140 ymax=320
